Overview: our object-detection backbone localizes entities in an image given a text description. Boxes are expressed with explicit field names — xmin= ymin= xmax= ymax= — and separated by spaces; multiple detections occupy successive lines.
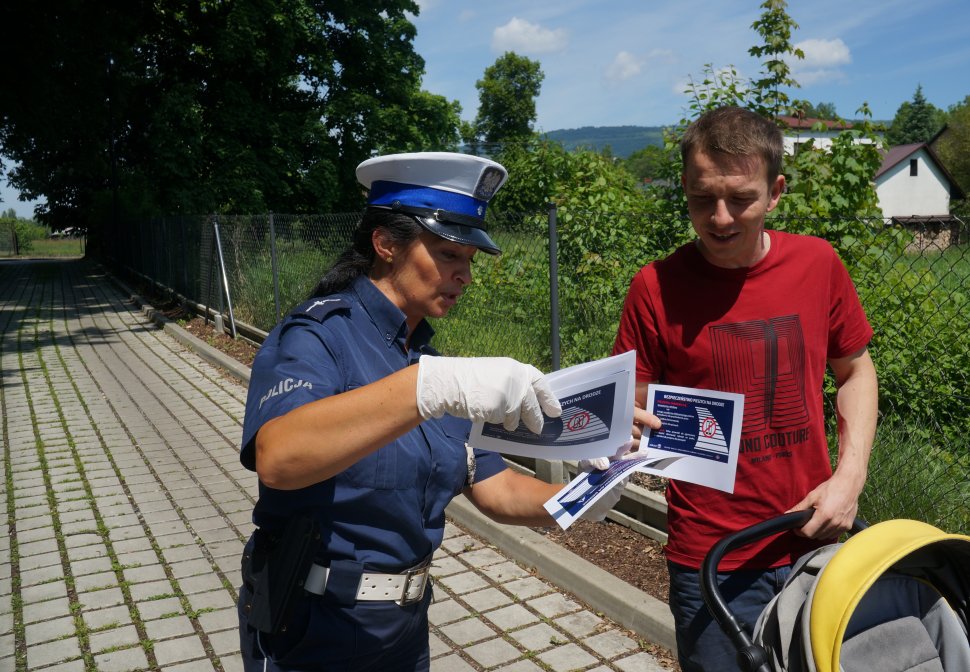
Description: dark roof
xmin=875 ymin=143 xmax=924 ymax=179
xmin=777 ymin=115 xmax=854 ymax=130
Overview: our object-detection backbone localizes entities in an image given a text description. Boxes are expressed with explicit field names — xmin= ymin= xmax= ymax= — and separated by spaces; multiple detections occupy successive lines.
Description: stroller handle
xmin=699 ymin=509 xmax=868 ymax=672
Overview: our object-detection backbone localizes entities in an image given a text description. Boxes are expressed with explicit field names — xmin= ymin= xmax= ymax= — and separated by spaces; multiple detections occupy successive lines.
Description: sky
xmin=411 ymin=0 xmax=969 ymax=131
xmin=0 ymin=163 xmax=41 ymax=219
xmin=4 ymin=0 xmax=969 ymax=219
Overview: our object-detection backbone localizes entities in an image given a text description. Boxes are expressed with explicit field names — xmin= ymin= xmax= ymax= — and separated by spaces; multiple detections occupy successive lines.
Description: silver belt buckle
xmin=398 ymin=566 xmax=430 ymax=606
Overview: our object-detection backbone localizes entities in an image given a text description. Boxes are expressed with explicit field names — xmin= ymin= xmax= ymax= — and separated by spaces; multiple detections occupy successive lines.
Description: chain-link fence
xmin=104 ymin=212 xmax=969 ymax=533
xmin=0 ymin=220 xmax=18 ymax=256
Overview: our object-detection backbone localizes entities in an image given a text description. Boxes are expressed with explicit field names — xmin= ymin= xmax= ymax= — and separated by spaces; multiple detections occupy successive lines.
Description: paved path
xmin=0 ymin=258 xmax=671 ymax=672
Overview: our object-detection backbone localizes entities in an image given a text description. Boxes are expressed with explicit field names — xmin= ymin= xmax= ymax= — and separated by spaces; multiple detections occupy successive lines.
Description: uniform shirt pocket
xmin=340 ymin=433 xmax=422 ymax=490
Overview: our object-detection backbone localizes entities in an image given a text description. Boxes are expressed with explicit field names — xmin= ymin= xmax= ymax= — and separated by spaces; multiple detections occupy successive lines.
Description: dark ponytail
xmin=310 ymin=210 xmax=423 ymax=297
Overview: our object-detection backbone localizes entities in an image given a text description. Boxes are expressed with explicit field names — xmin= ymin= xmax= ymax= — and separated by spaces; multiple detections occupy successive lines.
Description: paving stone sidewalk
xmin=0 ymin=258 xmax=670 ymax=672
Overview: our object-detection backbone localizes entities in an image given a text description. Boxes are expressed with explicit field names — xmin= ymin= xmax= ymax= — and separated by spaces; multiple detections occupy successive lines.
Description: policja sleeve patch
xmin=289 ymin=297 xmax=351 ymax=323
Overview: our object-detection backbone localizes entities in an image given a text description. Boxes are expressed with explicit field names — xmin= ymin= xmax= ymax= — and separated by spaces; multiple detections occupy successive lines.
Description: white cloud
xmin=796 ymin=38 xmax=852 ymax=68
xmin=492 ymin=17 xmax=568 ymax=54
xmin=795 ymin=68 xmax=848 ymax=86
xmin=791 ymin=38 xmax=851 ymax=86
xmin=604 ymin=48 xmax=677 ymax=84
xmin=605 ymin=51 xmax=643 ymax=82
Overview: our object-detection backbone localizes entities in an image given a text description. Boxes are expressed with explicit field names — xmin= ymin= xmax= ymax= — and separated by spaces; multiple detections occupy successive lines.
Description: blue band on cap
xmin=368 ymin=181 xmax=487 ymax=220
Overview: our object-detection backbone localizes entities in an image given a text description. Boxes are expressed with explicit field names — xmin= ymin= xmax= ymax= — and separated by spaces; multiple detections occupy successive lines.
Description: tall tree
xmin=932 ymin=95 xmax=970 ymax=200
xmin=653 ymin=0 xmax=880 ymax=223
xmin=0 ymin=1 xmax=441 ymax=247
xmin=622 ymin=145 xmax=666 ymax=183
xmin=748 ymin=0 xmax=804 ymax=119
xmin=797 ymin=101 xmax=838 ymax=120
xmin=886 ymin=85 xmax=947 ymax=145
xmin=473 ymin=53 xmax=544 ymax=145
xmin=375 ymin=91 xmax=464 ymax=153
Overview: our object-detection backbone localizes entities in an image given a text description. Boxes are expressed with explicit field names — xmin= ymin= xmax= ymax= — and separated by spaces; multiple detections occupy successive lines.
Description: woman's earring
xmin=385 ymin=256 xmax=393 ymax=264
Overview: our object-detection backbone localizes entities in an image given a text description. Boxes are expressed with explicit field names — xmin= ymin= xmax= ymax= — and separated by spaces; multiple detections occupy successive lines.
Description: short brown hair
xmin=680 ymin=106 xmax=783 ymax=182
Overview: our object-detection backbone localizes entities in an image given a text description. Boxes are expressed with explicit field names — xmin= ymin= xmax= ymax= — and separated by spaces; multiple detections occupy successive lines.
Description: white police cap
xmin=356 ymin=152 xmax=508 ymax=254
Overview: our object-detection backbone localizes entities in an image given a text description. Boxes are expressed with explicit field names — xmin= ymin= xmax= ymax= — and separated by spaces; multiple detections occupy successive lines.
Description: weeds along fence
xmin=0 ymin=220 xmax=18 ymax=256
xmin=104 ymin=212 xmax=969 ymax=533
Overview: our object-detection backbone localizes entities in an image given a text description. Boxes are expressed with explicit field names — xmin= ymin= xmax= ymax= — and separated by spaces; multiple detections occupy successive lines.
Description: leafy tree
xmin=933 ymin=95 xmax=970 ymax=197
xmin=375 ymin=91 xmax=464 ymax=153
xmin=0 ymin=0 xmax=446 ymax=251
xmin=621 ymin=145 xmax=666 ymax=183
xmin=886 ymin=85 xmax=947 ymax=145
xmin=650 ymin=0 xmax=881 ymax=226
xmin=491 ymin=139 xmax=677 ymax=364
xmin=776 ymin=105 xmax=883 ymax=220
xmin=748 ymin=0 xmax=804 ymax=119
xmin=473 ymin=53 xmax=544 ymax=144
xmin=796 ymin=101 xmax=838 ymax=120
xmin=489 ymin=139 xmax=573 ymax=215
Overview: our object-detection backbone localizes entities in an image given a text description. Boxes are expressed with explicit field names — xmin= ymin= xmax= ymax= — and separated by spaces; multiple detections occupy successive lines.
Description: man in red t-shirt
xmin=613 ymin=106 xmax=878 ymax=672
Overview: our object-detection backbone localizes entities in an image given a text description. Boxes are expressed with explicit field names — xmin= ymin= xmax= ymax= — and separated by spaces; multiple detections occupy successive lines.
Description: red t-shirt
xmin=613 ymin=230 xmax=872 ymax=570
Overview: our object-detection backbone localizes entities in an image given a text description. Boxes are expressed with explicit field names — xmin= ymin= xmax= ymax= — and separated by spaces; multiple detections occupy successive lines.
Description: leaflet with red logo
xmin=543 ymin=384 xmax=744 ymax=529
xmin=639 ymin=384 xmax=744 ymax=493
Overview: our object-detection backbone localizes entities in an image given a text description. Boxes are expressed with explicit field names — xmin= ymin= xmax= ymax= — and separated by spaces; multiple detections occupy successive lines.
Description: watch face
xmin=474 ymin=167 xmax=505 ymax=200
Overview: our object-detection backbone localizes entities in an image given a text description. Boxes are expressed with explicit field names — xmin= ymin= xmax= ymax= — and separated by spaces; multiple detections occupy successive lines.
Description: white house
xmin=776 ymin=115 xmax=879 ymax=155
xmin=777 ymin=116 xmax=964 ymax=221
xmin=874 ymin=142 xmax=964 ymax=219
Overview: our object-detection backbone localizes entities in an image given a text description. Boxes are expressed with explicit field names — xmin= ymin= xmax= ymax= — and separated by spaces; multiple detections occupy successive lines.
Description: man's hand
xmin=786 ymin=469 xmax=864 ymax=539
xmin=576 ymin=446 xmax=641 ymax=522
xmin=630 ymin=404 xmax=662 ymax=450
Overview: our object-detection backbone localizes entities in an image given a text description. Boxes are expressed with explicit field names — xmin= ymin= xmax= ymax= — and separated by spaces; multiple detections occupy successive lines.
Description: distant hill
xmin=540 ymin=119 xmax=891 ymax=159
xmin=540 ymin=125 xmax=667 ymax=158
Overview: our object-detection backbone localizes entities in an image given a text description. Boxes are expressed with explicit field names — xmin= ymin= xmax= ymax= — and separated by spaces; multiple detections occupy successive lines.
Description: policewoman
xmin=237 ymin=153 xmax=583 ymax=671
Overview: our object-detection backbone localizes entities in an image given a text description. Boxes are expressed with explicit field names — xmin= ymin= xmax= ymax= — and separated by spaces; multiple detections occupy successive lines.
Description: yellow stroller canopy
xmin=702 ymin=512 xmax=970 ymax=672
xmin=808 ymin=519 xmax=970 ymax=672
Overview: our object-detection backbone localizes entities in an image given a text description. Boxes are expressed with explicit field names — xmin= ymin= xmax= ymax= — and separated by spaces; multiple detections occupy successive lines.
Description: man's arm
xmin=788 ymin=346 xmax=878 ymax=538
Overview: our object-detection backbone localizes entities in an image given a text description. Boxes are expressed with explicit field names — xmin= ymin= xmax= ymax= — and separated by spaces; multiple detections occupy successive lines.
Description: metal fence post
xmin=211 ymin=214 xmax=238 ymax=339
xmin=548 ymin=202 xmax=561 ymax=372
xmin=535 ymin=202 xmax=565 ymax=485
xmin=269 ymin=212 xmax=281 ymax=324
xmin=204 ymin=216 xmax=215 ymax=328
xmin=180 ymin=215 xmax=189 ymax=296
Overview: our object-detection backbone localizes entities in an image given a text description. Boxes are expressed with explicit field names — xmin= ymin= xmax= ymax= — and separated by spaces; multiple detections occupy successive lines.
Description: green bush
xmin=431 ymin=229 xmax=551 ymax=365
xmin=860 ymin=416 xmax=970 ymax=532
xmin=859 ymin=251 xmax=969 ymax=447
xmin=0 ymin=216 xmax=47 ymax=254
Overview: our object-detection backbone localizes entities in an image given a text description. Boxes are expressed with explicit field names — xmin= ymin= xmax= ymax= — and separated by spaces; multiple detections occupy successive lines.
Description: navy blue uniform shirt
xmin=241 ymin=275 xmax=507 ymax=572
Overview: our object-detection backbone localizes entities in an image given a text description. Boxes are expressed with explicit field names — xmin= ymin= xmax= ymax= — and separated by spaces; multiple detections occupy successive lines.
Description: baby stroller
xmin=700 ymin=509 xmax=970 ymax=672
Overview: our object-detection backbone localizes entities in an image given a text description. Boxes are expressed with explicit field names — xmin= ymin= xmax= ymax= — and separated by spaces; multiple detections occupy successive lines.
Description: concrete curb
xmin=122 ymin=288 xmax=253 ymax=386
xmin=116 ymin=275 xmax=678 ymax=654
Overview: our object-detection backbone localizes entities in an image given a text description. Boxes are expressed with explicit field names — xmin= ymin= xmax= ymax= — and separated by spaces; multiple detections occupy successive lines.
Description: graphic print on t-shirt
xmin=710 ymin=316 xmax=809 ymax=433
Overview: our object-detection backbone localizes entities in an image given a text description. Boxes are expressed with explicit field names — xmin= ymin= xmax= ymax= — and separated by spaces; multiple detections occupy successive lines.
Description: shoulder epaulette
xmin=289 ymin=297 xmax=351 ymax=323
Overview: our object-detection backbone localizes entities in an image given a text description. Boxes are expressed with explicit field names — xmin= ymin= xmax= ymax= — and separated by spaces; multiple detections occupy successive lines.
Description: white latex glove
xmin=416 ymin=355 xmax=562 ymax=434
xmin=577 ymin=445 xmax=637 ymax=522
xmin=578 ymin=441 xmax=637 ymax=473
